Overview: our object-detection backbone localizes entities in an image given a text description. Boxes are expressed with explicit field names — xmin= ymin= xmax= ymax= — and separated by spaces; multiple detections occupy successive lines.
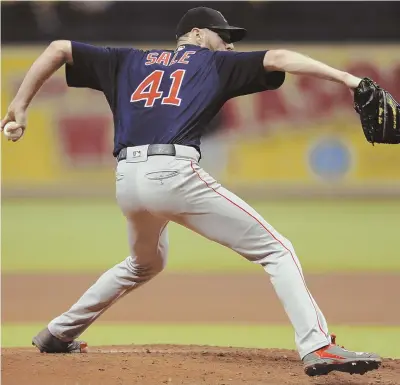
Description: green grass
xmin=2 ymin=199 xmax=400 ymax=273
xmin=2 ymin=323 xmax=399 ymax=358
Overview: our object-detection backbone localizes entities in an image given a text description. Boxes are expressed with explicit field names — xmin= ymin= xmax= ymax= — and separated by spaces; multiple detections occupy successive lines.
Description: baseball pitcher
xmin=3 ymin=7 xmax=398 ymax=377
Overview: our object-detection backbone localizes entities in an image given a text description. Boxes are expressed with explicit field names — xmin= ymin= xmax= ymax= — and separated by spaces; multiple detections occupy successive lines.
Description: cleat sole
xmin=305 ymin=359 xmax=382 ymax=377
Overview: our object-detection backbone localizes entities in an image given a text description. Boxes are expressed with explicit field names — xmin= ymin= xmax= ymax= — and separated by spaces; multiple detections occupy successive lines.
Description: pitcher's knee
xmin=125 ymin=256 xmax=165 ymax=281
xmin=281 ymin=237 xmax=294 ymax=253
xmin=242 ymin=236 xmax=296 ymax=266
xmin=150 ymin=257 xmax=166 ymax=275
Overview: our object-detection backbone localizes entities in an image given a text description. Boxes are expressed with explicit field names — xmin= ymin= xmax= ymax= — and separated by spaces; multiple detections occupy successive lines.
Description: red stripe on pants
xmin=190 ymin=161 xmax=327 ymax=338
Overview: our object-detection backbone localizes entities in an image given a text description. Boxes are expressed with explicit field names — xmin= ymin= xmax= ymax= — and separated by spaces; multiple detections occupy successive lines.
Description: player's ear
xmin=198 ymin=29 xmax=209 ymax=47
xmin=190 ymin=28 xmax=203 ymax=45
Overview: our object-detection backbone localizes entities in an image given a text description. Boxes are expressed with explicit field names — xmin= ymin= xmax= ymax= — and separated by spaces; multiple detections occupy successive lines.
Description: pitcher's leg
xmin=48 ymin=213 xmax=168 ymax=342
xmin=274 ymin=237 xmax=330 ymax=358
xmin=177 ymin=163 xmax=330 ymax=358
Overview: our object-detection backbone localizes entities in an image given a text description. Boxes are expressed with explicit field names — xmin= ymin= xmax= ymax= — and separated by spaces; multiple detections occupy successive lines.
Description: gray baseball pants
xmin=48 ymin=144 xmax=330 ymax=359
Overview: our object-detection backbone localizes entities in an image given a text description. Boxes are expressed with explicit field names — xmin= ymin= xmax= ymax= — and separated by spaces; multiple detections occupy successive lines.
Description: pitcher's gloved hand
xmin=353 ymin=77 xmax=400 ymax=145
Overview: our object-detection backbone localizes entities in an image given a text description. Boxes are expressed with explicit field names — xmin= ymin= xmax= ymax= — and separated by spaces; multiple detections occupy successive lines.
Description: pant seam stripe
xmin=190 ymin=161 xmax=327 ymax=339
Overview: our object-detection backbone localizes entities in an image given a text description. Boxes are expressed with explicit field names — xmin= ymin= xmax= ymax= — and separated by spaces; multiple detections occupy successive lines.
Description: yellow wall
xmin=2 ymin=44 xmax=400 ymax=191
xmin=220 ymin=44 xmax=400 ymax=186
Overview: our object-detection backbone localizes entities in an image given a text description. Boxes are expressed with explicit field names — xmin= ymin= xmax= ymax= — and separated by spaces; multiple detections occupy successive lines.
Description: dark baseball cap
xmin=176 ymin=7 xmax=247 ymax=43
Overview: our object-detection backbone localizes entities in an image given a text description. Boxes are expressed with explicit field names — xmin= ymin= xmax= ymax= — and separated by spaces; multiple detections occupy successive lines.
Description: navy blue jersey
xmin=66 ymin=42 xmax=285 ymax=157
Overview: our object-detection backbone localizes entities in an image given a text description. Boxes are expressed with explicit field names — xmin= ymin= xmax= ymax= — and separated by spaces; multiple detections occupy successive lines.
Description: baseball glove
xmin=353 ymin=77 xmax=400 ymax=145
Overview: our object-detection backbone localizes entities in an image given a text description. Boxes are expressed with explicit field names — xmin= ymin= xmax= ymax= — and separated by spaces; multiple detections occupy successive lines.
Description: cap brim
xmin=226 ymin=26 xmax=247 ymax=43
xmin=211 ymin=26 xmax=247 ymax=43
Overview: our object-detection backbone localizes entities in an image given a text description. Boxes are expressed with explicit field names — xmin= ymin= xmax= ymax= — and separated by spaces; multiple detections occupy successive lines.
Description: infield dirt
xmin=2 ymin=272 xmax=400 ymax=384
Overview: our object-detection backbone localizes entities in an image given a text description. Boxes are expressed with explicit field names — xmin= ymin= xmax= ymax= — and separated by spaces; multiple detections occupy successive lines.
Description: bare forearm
xmin=264 ymin=49 xmax=361 ymax=88
xmin=12 ymin=40 xmax=72 ymax=108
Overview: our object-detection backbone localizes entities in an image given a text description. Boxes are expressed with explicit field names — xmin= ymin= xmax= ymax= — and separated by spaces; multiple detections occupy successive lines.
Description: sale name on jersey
xmin=145 ymin=51 xmax=197 ymax=66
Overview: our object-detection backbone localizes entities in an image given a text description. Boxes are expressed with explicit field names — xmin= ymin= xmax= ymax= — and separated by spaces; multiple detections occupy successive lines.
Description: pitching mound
xmin=2 ymin=345 xmax=399 ymax=385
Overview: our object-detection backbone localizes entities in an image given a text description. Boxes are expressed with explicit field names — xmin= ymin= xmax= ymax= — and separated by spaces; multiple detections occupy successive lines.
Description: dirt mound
xmin=2 ymin=345 xmax=399 ymax=385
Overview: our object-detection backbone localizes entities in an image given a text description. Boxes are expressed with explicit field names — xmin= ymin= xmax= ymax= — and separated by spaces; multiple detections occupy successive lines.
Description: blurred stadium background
xmin=2 ymin=1 xmax=400 ymax=358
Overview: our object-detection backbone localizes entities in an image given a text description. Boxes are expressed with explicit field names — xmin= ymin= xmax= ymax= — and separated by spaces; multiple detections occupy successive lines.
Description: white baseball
xmin=3 ymin=121 xmax=23 ymax=140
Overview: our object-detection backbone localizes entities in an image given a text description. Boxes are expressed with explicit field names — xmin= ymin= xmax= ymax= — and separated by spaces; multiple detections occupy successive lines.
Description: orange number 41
xmin=130 ymin=69 xmax=185 ymax=107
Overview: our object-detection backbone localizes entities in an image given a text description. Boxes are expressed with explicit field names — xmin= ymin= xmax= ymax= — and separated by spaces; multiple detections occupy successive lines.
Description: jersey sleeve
xmin=214 ymin=50 xmax=285 ymax=98
xmin=65 ymin=42 xmax=131 ymax=105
